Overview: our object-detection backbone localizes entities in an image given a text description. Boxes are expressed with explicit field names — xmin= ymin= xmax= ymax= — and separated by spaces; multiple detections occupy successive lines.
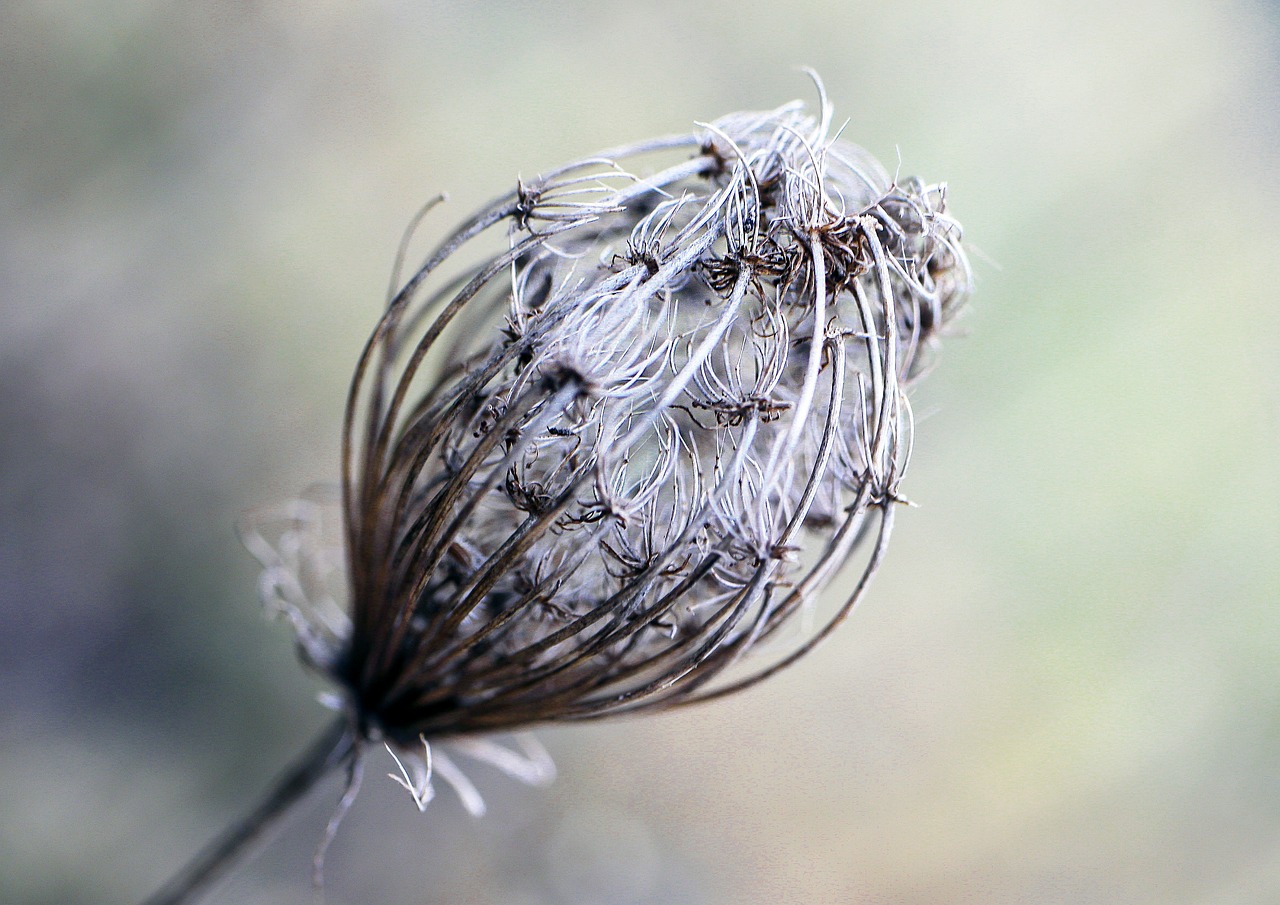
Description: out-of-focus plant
xmin=141 ymin=76 xmax=969 ymax=905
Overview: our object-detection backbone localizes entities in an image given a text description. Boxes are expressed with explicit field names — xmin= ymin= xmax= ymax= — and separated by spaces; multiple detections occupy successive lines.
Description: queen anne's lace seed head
xmin=279 ymin=86 xmax=969 ymax=753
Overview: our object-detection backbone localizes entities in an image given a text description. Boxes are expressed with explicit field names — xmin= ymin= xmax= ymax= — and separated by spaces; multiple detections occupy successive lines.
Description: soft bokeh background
xmin=3 ymin=2 xmax=1277 ymax=903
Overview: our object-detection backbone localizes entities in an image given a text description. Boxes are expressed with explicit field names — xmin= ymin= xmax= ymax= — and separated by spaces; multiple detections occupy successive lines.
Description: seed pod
xmin=298 ymin=89 xmax=968 ymax=748
xmin=147 ymin=85 xmax=972 ymax=905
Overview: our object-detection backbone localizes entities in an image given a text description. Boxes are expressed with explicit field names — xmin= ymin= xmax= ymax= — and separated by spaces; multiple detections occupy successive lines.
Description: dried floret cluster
xmin=292 ymin=88 xmax=973 ymax=751
xmin=144 ymin=84 xmax=970 ymax=905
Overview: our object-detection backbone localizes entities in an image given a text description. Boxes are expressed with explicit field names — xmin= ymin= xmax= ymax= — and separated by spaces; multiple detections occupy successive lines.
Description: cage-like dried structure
xmin=142 ymin=87 xmax=972 ymax=905
xmin=292 ymin=90 xmax=970 ymax=749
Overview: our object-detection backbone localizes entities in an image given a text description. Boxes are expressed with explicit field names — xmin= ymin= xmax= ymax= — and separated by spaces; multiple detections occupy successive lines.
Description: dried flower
xmin=143 ymin=79 xmax=969 ymax=905
xmin=321 ymin=85 xmax=968 ymax=749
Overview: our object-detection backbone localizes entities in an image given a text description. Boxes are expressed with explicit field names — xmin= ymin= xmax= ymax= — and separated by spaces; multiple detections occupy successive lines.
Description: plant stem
xmin=140 ymin=715 xmax=355 ymax=905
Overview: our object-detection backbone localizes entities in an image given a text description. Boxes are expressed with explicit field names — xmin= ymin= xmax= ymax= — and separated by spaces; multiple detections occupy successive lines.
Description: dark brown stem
xmin=139 ymin=715 xmax=355 ymax=905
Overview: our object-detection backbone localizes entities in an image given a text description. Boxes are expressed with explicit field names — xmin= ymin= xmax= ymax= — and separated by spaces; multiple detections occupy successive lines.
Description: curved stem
xmin=140 ymin=715 xmax=355 ymax=905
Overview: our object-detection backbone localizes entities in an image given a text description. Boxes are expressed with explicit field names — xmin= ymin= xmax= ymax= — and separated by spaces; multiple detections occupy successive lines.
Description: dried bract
xmin=305 ymin=89 xmax=968 ymax=750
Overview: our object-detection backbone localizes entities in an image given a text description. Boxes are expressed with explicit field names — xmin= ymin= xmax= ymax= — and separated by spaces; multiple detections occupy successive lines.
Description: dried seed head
xmin=262 ymin=85 xmax=969 ymax=755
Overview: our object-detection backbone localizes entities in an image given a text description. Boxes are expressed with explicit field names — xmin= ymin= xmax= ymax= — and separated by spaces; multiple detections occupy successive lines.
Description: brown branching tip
xmin=247 ymin=79 xmax=970 ymax=822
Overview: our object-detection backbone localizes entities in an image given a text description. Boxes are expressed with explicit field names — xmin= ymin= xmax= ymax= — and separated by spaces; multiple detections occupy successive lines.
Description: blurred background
xmin=2 ymin=2 xmax=1277 ymax=903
